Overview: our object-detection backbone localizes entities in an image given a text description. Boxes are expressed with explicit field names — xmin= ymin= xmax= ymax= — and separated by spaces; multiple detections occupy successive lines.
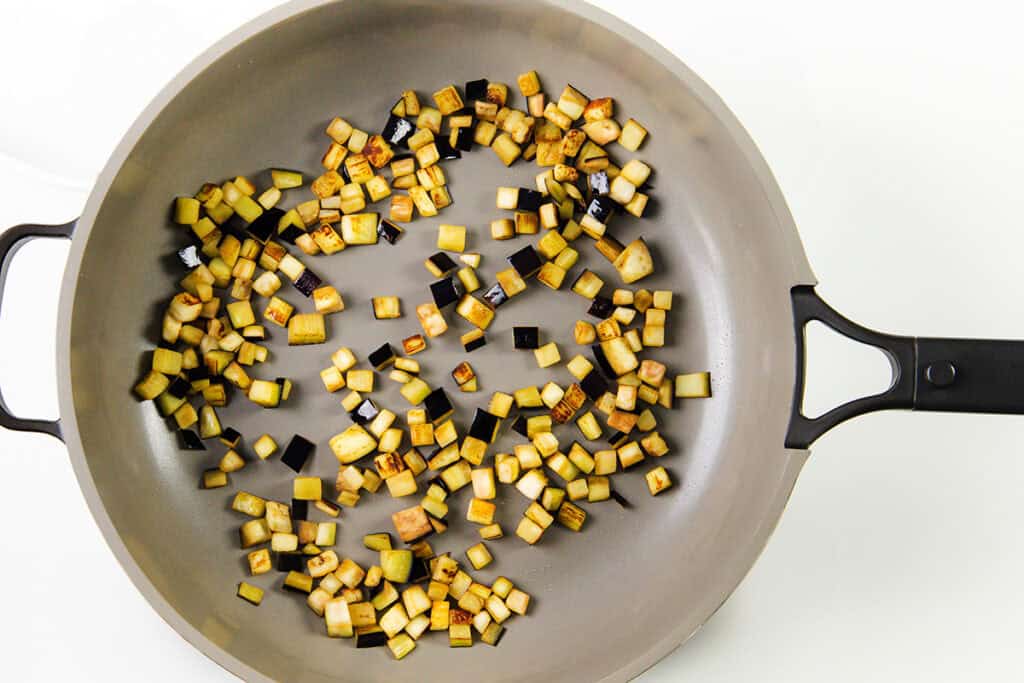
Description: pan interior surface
xmin=64 ymin=1 xmax=805 ymax=681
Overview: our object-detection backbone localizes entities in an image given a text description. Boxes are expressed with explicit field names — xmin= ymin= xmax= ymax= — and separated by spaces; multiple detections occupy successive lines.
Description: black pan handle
xmin=0 ymin=221 xmax=76 ymax=442
xmin=786 ymin=284 xmax=1024 ymax=449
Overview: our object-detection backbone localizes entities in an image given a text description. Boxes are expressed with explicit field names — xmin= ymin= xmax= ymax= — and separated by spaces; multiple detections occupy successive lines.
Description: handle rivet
xmin=925 ymin=361 xmax=956 ymax=387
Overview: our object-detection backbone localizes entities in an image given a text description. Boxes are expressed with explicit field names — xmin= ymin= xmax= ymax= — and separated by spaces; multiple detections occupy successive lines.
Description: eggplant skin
xmin=586 ymin=195 xmax=617 ymax=222
xmin=462 ymin=330 xmax=487 ymax=353
xmin=430 ymin=277 xmax=462 ymax=308
xmin=510 ymin=415 xmax=529 ymax=438
xmin=424 ymin=388 xmax=454 ymax=423
xmin=281 ymin=435 xmax=315 ymax=473
xmin=481 ymin=283 xmax=508 ymax=309
xmin=356 ymin=628 xmax=389 ymax=648
xmin=382 ymin=114 xmax=414 ymax=147
xmin=590 ymin=344 xmax=617 ymax=379
xmin=350 ymin=399 xmax=381 ymax=425
xmin=453 ymin=126 xmax=475 ymax=151
xmin=465 ymin=79 xmax=488 ymax=102
xmin=377 ymin=219 xmax=404 ymax=244
xmin=293 ymin=269 xmax=323 ymax=298
xmin=435 ymin=137 xmax=462 ymax=161
xmin=178 ymin=429 xmax=206 ymax=450
xmin=368 ymin=343 xmax=396 ymax=370
xmin=506 ymin=246 xmax=543 ymax=278
xmin=516 ymin=189 xmax=545 ymax=211
xmin=247 ymin=207 xmax=285 ymax=243
xmin=513 ymin=326 xmax=539 ymax=350
xmin=579 ymin=370 xmax=609 ymax=401
xmin=468 ymin=408 xmax=500 ymax=442
xmin=587 ymin=296 xmax=615 ymax=320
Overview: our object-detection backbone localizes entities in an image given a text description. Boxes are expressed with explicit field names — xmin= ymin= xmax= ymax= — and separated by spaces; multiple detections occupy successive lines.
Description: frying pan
xmin=4 ymin=0 xmax=1022 ymax=681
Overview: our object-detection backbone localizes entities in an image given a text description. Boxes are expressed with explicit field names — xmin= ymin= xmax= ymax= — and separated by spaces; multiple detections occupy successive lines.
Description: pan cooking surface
xmin=62 ymin=1 xmax=805 ymax=680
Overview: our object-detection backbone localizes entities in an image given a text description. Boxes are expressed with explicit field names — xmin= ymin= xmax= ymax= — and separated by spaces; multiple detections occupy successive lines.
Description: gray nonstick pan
xmin=3 ymin=1 xmax=1021 ymax=681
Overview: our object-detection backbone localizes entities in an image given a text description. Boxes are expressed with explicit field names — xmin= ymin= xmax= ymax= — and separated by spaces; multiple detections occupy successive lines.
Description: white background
xmin=3 ymin=0 xmax=1024 ymax=680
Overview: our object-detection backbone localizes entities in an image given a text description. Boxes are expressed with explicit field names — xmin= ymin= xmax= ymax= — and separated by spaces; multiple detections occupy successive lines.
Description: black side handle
xmin=786 ymin=285 xmax=1024 ymax=449
xmin=0 ymin=221 xmax=76 ymax=442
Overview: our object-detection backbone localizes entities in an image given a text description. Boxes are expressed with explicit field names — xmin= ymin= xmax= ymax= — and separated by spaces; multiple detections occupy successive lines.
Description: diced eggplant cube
xmin=368 ymin=343 xmax=397 ymax=371
xmin=461 ymin=329 xmax=487 ymax=353
xmin=465 ymin=78 xmax=488 ymax=101
xmin=424 ymin=388 xmax=454 ymax=424
xmin=507 ymin=245 xmax=543 ymax=278
xmin=513 ymin=326 xmax=539 ymax=350
xmin=480 ymin=283 xmax=509 ymax=309
xmin=372 ymin=296 xmax=401 ymax=320
xmin=590 ymin=344 xmax=616 ymax=379
xmin=281 ymin=435 xmax=314 ymax=472
xmin=246 ymin=207 xmax=284 ymax=244
xmin=586 ymin=195 xmax=617 ymax=224
xmin=425 ymin=252 xmax=459 ymax=278
xmin=382 ymin=114 xmax=414 ymax=147
xmin=357 ymin=627 xmax=389 ymax=649
xmin=675 ymin=372 xmax=712 ymax=398
xmin=290 ymin=498 xmax=309 ymax=521
xmin=219 ymin=427 xmax=242 ymax=449
xmin=178 ymin=429 xmax=205 ymax=450
xmin=350 ymin=399 xmax=381 ymax=426
xmin=516 ymin=188 xmax=545 ymax=211
xmin=408 ymin=557 xmax=432 ymax=584
xmin=453 ymin=126 xmax=475 ymax=151
xmin=276 ymin=552 xmax=305 ymax=573
xmin=377 ymin=219 xmax=404 ymax=245
xmin=609 ymin=431 xmax=630 ymax=449
xmin=468 ymin=409 xmax=501 ymax=443
xmin=510 ymin=415 xmax=529 ymax=438
xmin=456 ymin=295 xmax=495 ymax=329
xmin=292 ymin=269 xmax=322 ymax=298
xmin=435 ymin=137 xmax=462 ymax=161
xmin=165 ymin=377 xmax=191 ymax=400
xmin=587 ymin=295 xmax=615 ymax=320
xmin=430 ymin=277 xmax=462 ymax=309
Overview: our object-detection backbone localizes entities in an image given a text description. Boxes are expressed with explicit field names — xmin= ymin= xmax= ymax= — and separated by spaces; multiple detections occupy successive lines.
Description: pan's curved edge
xmin=56 ymin=3 xmax=335 ymax=682
xmin=54 ymin=1 xmax=818 ymax=682
xmin=565 ymin=0 xmax=818 ymax=289
xmin=606 ymin=447 xmax=810 ymax=682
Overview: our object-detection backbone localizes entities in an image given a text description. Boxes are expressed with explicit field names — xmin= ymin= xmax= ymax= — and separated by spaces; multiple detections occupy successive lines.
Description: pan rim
xmin=54 ymin=0 xmax=817 ymax=680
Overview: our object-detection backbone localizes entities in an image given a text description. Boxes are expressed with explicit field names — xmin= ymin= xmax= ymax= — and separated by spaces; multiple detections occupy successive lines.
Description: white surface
xmin=2 ymin=0 xmax=1024 ymax=680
